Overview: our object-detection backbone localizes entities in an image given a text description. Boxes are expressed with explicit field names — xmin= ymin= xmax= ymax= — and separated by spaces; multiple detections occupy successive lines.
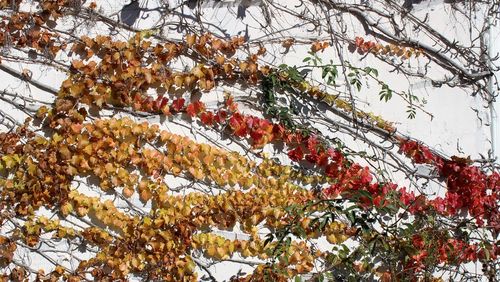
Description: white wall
xmin=0 ymin=0 xmax=495 ymax=280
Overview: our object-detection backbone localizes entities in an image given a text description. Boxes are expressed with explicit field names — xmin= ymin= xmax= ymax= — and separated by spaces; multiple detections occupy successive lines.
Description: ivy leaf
xmin=171 ymin=98 xmax=185 ymax=112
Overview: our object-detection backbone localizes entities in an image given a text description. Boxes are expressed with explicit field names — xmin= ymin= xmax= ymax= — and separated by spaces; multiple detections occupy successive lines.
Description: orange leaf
xmin=123 ymin=187 xmax=134 ymax=198
xmin=282 ymin=38 xmax=294 ymax=48
xmin=239 ymin=62 xmax=248 ymax=72
xmin=139 ymin=188 xmax=152 ymax=202
xmin=192 ymin=66 xmax=205 ymax=79
xmin=71 ymin=60 xmax=85 ymax=70
xmin=257 ymin=46 xmax=266 ymax=55
xmin=174 ymin=75 xmax=184 ymax=87
xmin=215 ymin=55 xmax=225 ymax=65
xmin=211 ymin=39 xmax=224 ymax=50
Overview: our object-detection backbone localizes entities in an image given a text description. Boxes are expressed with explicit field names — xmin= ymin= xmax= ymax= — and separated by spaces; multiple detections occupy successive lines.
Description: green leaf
xmin=330 ymin=66 xmax=338 ymax=79
xmin=278 ymin=64 xmax=288 ymax=70
xmin=363 ymin=66 xmax=378 ymax=77
xmin=347 ymin=211 xmax=356 ymax=224
xmin=322 ymin=67 xmax=329 ymax=79
xmin=406 ymin=106 xmax=416 ymax=119
xmin=327 ymin=76 xmax=335 ymax=85
xmin=379 ymin=84 xmax=392 ymax=102
xmin=350 ymin=78 xmax=362 ymax=92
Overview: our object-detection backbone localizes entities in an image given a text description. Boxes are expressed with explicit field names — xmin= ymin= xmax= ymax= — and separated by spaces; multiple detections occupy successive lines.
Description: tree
xmin=0 ymin=0 xmax=499 ymax=281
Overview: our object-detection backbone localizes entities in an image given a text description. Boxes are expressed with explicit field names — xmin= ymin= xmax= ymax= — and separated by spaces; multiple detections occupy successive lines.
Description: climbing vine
xmin=0 ymin=0 xmax=499 ymax=281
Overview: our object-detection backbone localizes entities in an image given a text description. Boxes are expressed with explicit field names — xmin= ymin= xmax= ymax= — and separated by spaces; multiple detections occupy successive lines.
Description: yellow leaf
xmin=216 ymin=246 xmax=228 ymax=259
xmin=61 ymin=202 xmax=73 ymax=217
xmin=174 ymin=75 xmax=184 ymax=88
xmin=207 ymin=245 xmax=216 ymax=257
xmin=76 ymin=206 xmax=88 ymax=217
xmin=326 ymin=233 xmax=348 ymax=245
xmin=192 ymin=66 xmax=205 ymax=79
xmin=52 ymin=133 xmax=63 ymax=143
xmin=105 ymin=163 xmax=114 ymax=173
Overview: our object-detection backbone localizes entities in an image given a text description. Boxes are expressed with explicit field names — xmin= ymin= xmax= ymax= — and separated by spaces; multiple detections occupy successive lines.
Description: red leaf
xmin=186 ymin=101 xmax=206 ymax=117
xmin=214 ymin=110 xmax=227 ymax=124
xmin=171 ymin=98 xmax=185 ymax=112
xmin=272 ymin=124 xmax=285 ymax=139
xmin=226 ymin=95 xmax=238 ymax=112
xmin=354 ymin=36 xmax=364 ymax=48
xmin=431 ymin=197 xmax=446 ymax=214
xmin=160 ymin=97 xmax=169 ymax=109
xmin=399 ymin=188 xmax=415 ymax=206
xmin=306 ymin=135 xmax=319 ymax=154
xmin=200 ymin=112 xmax=215 ymax=125
xmin=325 ymin=162 xmax=340 ymax=178
xmin=288 ymin=146 xmax=304 ymax=162
xmin=359 ymin=167 xmax=373 ymax=185
xmin=186 ymin=103 xmax=198 ymax=117
xmin=229 ymin=113 xmax=248 ymax=137
xmin=316 ymin=152 xmax=329 ymax=166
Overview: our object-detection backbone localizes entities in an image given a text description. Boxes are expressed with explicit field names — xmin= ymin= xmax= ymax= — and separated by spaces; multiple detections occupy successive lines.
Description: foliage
xmin=0 ymin=0 xmax=499 ymax=281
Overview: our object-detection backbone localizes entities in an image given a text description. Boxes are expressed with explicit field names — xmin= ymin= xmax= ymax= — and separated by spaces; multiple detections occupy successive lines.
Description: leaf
xmin=311 ymin=41 xmax=329 ymax=53
xmin=364 ymin=67 xmax=378 ymax=77
xmin=239 ymin=62 xmax=248 ymax=72
xmin=355 ymin=36 xmax=364 ymax=47
xmin=60 ymin=202 xmax=73 ymax=217
xmin=139 ymin=188 xmax=152 ymax=202
xmin=76 ymin=206 xmax=89 ymax=217
xmin=192 ymin=65 xmax=205 ymax=79
xmin=171 ymin=98 xmax=185 ymax=112
xmin=211 ymin=39 xmax=224 ymax=50
xmin=123 ymin=187 xmax=134 ymax=198
xmin=186 ymin=103 xmax=197 ymax=117
xmin=52 ymin=133 xmax=63 ymax=143
xmin=321 ymin=67 xmax=329 ymax=79
xmin=174 ymin=75 xmax=184 ymax=88
xmin=379 ymin=84 xmax=392 ymax=102
xmin=406 ymin=107 xmax=416 ymax=119
xmin=215 ymin=55 xmax=225 ymax=65
xmin=329 ymin=66 xmax=338 ymax=80
xmin=144 ymin=70 xmax=152 ymax=84
xmin=186 ymin=34 xmax=196 ymax=47
xmin=71 ymin=60 xmax=85 ymax=70
xmin=200 ymin=112 xmax=215 ymax=125
xmin=350 ymin=78 xmax=362 ymax=92
xmin=282 ymin=38 xmax=295 ymax=48
xmin=2 ymin=155 xmax=20 ymax=169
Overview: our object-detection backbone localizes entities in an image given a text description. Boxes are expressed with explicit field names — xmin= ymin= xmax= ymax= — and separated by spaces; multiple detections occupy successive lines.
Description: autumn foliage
xmin=0 ymin=1 xmax=498 ymax=281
